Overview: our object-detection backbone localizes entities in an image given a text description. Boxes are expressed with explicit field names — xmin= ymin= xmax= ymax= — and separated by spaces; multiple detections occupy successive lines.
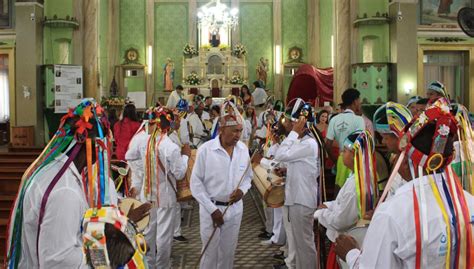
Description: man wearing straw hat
xmin=190 ymin=101 xmax=253 ymax=269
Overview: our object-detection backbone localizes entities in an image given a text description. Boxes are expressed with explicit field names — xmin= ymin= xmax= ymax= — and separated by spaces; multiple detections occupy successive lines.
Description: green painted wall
xmin=240 ymin=2 xmax=273 ymax=90
xmin=119 ymin=0 xmax=146 ymax=65
xmin=154 ymin=3 xmax=188 ymax=91
xmin=282 ymin=0 xmax=307 ymax=97
xmin=319 ymin=0 xmax=333 ymax=68
xmin=357 ymin=0 xmax=389 ymax=63
xmin=43 ymin=0 xmax=73 ymax=64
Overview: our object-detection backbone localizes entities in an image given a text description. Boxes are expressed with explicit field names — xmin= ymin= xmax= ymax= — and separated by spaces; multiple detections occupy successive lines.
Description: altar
xmin=182 ymin=47 xmax=248 ymax=97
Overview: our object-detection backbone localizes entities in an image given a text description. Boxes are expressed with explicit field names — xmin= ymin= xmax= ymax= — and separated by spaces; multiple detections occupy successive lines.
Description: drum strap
xmin=156 ymin=156 xmax=178 ymax=195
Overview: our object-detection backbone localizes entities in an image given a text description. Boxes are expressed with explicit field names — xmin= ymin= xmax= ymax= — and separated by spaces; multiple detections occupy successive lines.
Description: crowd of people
xmin=3 ymin=79 xmax=474 ymax=269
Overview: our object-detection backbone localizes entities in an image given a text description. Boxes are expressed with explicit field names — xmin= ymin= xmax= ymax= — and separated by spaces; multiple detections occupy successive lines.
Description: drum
xmin=176 ymin=149 xmax=197 ymax=201
xmin=336 ymin=225 xmax=369 ymax=269
xmin=203 ymin=120 xmax=213 ymax=131
xmin=119 ymin=198 xmax=150 ymax=232
xmin=252 ymin=164 xmax=285 ymax=208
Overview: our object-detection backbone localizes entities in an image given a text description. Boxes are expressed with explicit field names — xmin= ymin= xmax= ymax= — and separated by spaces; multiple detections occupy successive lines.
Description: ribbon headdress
xmin=450 ymin=103 xmax=474 ymax=194
xmin=144 ymin=106 xmax=175 ymax=202
xmin=398 ymin=98 xmax=471 ymax=269
xmin=344 ymin=130 xmax=378 ymax=219
xmin=6 ymin=98 xmax=112 ymax=269
xmin=373 ymin=101 xmax=413 ymax=138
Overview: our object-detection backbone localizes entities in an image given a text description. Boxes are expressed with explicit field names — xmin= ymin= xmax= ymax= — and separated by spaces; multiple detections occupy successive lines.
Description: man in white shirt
xmin=335 ymin=98 xmax=474 ymax=268
xmin=6 ymin=99 xmax=120 ymax=269
xmin=126 ymin=109 xmax=191 ymax=268
xmin=325 ymin=88 xmax=365 ymax=188
xmin=168 ymin=112 xmax=191 ymax=243
xmin=252 ymin=81 xmax=268 ymax=107
xmin=273 ymin=99 xmax=320 ymax=269
xmin=166 ymin=84 xmax=184 ymax=108
xmin=190 ymin=105 xmax=253 ymax=269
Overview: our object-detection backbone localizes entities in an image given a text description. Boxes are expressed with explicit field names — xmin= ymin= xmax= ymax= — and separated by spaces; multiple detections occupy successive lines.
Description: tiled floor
xmin=171 ymin=187 xmax=281 ymax=268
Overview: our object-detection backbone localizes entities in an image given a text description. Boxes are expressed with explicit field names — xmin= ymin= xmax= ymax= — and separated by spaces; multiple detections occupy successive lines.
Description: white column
xmin=231 ymin=0 xmax=240 ymax=45
xmin=189 ymin=0 xmax=197 ymax=44
xmin=273 ymin=0 xmax=282 ymax=99
xmin=146 ymin=0 xmax=155 ymax=105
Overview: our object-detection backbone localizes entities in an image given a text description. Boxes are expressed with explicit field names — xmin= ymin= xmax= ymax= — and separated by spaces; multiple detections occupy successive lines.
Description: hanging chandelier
xmin=197 ymin=0 xmax=239 ymax=34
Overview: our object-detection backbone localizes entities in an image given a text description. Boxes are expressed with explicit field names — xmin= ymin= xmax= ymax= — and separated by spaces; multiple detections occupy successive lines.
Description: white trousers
xmin=270 ymin=206 xmax=286 ymax=244
xmin=144 ymin=207 xmax=176 ymax=268
xmin=199 ymin=205 xmax=243 ymax=269
xmin=173 ymin=202 xmax=182 ymax=237
xmin=264 ymin=202 xmax=274 ymax=233
xmin=283 ymin=204 xmax=317 ymax=269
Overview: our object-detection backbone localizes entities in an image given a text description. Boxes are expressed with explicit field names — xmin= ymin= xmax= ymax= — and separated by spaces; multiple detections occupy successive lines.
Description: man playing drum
xmin=126 ymin=107 xmax=191 ymax=268
xmin=190 ymin=101 xmax=252 ymax=269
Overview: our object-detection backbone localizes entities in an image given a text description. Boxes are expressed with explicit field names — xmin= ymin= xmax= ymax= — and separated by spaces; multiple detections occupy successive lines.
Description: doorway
xmin=418 ymin=45 xmax=474 ymax=110
xmin=423 ymin=50 xmax=468 ymax=104
xmin=0 ymin=49 xmax=14 ymax=145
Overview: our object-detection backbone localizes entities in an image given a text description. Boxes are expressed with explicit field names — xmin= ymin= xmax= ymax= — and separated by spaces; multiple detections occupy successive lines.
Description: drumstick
xmin=376 ymin=151 xmax=405 ymax=208
xmin=194 ymin=152 xmax=255 ymax=269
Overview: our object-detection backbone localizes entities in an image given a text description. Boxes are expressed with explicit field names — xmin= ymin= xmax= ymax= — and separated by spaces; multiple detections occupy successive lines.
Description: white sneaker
xmin=260 ymin=239 xmax=274 ymax=246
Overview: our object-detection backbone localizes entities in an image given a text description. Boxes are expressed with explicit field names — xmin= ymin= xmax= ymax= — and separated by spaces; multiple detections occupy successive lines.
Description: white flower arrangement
xmin=230 ymin=75 xmax=245 ymax=85
xmin=185 ymin=72 xmax=201 ymax=85
xmin=183 ymin=44 xmax=198 ymax=56
xmin=233 ymin=43 xmax=247 ymax=57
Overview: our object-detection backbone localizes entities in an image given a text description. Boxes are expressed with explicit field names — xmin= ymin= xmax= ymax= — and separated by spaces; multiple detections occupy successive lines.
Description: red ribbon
xmin=413 ymin=187 xmax=421 ymax=269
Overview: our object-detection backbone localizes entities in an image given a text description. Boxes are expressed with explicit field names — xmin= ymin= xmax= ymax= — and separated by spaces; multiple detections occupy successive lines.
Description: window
xmin=0 ymin=54 xmax=9 ymax=123
xmin=0 ymin=0 xmax=12 ymax=29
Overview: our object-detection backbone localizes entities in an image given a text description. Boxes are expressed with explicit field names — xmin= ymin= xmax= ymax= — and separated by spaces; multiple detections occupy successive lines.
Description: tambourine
xmin=118 ymin=198 xmax=150 ymax=232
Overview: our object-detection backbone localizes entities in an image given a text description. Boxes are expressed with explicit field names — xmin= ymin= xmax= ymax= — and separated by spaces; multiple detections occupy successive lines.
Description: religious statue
xmin=256 ymin=57 xmax=269 ymax=87
xmin=209 ymin=32 xmax=221 ymax=47
xmin=163 ymin=58 xmax=175 ymax=92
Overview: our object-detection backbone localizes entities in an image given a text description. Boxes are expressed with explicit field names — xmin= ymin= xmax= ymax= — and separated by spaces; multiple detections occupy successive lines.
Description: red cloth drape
xmin=286 ymin=64 xmax=333 ymax=107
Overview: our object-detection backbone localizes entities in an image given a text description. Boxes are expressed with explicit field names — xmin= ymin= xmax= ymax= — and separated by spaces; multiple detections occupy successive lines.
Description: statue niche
xmin=207 ymin=55 xmax=223 ymax=74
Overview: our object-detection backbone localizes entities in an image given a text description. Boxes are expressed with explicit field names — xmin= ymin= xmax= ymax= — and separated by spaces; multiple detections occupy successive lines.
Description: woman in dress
xmin=316 ymin=109 xmax=329 ymax=138
xmin=240 ymin=85 xmax=253 ymax=106
xmin=114 ymin=103 xmax=141 ymax=161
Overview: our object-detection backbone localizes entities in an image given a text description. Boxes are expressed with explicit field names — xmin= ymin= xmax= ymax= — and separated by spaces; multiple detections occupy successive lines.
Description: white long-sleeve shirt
xmin=274 ymin=131 xmax=320 ymax=209
xmin=126 ymin=130 xmax=149 ymax=197
xmin=190 ymin=138 xmax=252 ymax=218
xmin=18 ymin=154 xmax=118 ymax=269
xmin=125 ymin=133 xmax=188 ymax=207
xmin=165 ymin=90 xmax=182 ymax=108
xmin=179 ymin=117 xmax=191 ymax=145
xmin=346 ymin=173 xmax=474 ymax=269
xmin=252 ymin=87 xmax=268 ymax=106
xmin=187 ymin=112 xmax=207 ymax=147
xmin=314 ymin=174 xmax=358 ymax=242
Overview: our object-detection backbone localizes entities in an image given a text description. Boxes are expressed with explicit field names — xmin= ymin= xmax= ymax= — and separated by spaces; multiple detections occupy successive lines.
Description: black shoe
xmin=260 ymin=227 xmax=267 ymax=233
xmin=173 ymin=236 xmax=188 ymax=243
xmin=273 ymin=262 xmax=288 ymax=269
xmin=258 ymin=231 xmax=273 ymax=239
xmin=273 ymin=253 xmax=285 ymax=261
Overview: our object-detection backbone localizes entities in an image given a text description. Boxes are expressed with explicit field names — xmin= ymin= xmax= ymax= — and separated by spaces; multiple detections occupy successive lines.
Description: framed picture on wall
xmin=420 ymin=0 xmax=474 ymax=25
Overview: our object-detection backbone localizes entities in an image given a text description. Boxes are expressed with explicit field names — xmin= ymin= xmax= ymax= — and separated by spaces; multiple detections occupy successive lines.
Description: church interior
xmin=0 ymin=0 xmax=473 ymax=268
